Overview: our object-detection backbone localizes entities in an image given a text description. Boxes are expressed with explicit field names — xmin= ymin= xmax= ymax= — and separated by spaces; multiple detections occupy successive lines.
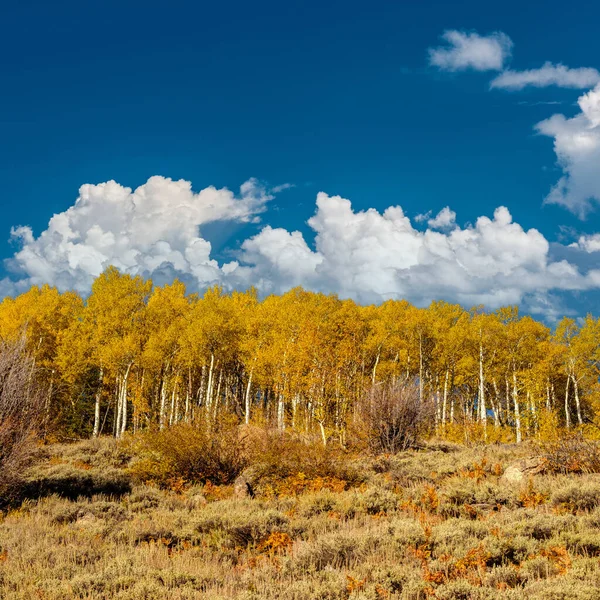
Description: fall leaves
xmin=0 ymin=268 xmax=599 ymax=442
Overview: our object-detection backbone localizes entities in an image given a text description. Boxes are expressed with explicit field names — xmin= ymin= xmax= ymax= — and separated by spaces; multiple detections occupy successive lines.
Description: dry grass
xmin=2 ymin=437 xmax=600 ymax=599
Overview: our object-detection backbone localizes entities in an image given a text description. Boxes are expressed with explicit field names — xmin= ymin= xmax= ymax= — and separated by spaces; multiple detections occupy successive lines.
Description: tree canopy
xmin=1 ymin=269 xmax=599 ymax=444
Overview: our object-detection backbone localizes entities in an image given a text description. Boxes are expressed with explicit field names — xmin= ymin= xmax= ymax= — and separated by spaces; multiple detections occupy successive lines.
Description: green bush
xmin=293 ymin=531 xmax=370 ymax=571
xmin=552 ymin=482 xmax=600 ymax=512
xmin=521 ymin=556 xmax=559 ymax=580
xmin=560 ymin=531 xmax=600 ymax=556
xmin=297 ymin=490 xmax=339 ymax=517
xmin=518 ymin=513 xmax=576 ymax=541
xmin=357 ymin=487 xmax=399 ymax=515
xmin=483 ymin=534 xmax=538 ymax=567
xmin=486 ymin=565 xmax=528 ymax=588
xmin=36 ymin=498 xmax=130 ymax=525
xmin=126 ymin=486 xmax=162 ymax=512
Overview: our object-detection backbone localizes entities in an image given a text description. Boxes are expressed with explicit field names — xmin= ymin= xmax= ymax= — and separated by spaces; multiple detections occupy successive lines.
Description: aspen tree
xmin=84 ymin=267 xmax=151 ymax=438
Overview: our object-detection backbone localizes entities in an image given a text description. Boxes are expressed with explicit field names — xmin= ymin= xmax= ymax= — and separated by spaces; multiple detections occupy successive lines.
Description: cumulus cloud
xmin=6 ymin=179 xmax=600 ymax=318
xmin=427 ymin=207 xmax=456 ymax=230
xmin=536 ymin=84 xmax=600 ymax=218
xmin=236 ymin=193 xmax=600 ymax=312
xmin=6 ymin=176 xmax=276 ymax=294
xmin=491 ymin=62 xmax=600 ymax=90
xmin=428 ymin=30 xmax=513 ymax=72
xmin=570 ymin=233 xmax=600 ymax=253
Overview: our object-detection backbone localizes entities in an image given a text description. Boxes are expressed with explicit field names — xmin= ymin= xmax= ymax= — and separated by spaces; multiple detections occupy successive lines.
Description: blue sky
xmin=1 ymin=0 xmax=600 ymax=320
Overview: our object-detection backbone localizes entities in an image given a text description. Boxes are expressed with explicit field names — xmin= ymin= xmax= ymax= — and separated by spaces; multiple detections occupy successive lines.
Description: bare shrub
xmin=353 ymin=381 xmax=433 ymax=454
xmin=540 ymin=433 xmax=600 ymax=474
xmin=0 ymin=337 xmax=46 ymax=507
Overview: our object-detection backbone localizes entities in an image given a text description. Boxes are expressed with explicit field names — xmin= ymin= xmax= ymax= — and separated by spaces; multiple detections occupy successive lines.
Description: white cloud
xmin=237 ymin=194 xmax=600 ymax=312
xmin=6 ymin=180 xmax=600 ymax=319
xmin=428 ymin=30 xmax=513 ymax=72
xmin=427 ymin=206 xmax=456 ymax=230
xmin=570 ymin=233 xmax=600 ymax=252
xmin=491 ymin=62 xmax=600 ymax=90
xmin=271 ymin=183 xmax=296 ymax=193
xmin=6 ymin=176 xmax=276 ymax=294
xmin=580 ymin=84 xmax=600 ymax=128
xmin=235 ymin=226 xmax=322 ymax=292
xmin=427 ymin=30 xmax=600 ymax=219
xmin=536 ymin=84 xmax=600 ymax=218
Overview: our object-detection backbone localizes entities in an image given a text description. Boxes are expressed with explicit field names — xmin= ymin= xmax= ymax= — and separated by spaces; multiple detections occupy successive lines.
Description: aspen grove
xmin=2 ymin=266 xmax=599 ymax=444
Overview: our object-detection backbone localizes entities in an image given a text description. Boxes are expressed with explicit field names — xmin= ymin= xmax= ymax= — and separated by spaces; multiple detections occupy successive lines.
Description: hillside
xmin=2 ymin=433 xmax=600 ymax=600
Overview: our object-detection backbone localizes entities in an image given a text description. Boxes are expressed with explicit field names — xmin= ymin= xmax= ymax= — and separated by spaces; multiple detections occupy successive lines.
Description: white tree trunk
xmin=564 ymin=374 xmax=571 ymax=429
xmin=277 ymin=392 xmax=285 ymax=431
xmin=572 ymin=373 xmax=583 ymax=426
xmin=169 ymin=386 xmax=176 ymax=426
xmin=442 ymin=368 xmax=449 ymax=426
xmin=93 ymin=366 xmax=103 ymax=438
xmin=115 ymin=376 xmax=122 ymax=438
xmin=159 ymin=373 xmax=168 ymax=430
xmin=213 ymin=369 xmax=223 ymax=421
xmin=419 ymin=336 xmax=424 ymax=403
xmin=513 ymin=370 xmax=521 ymax=443
xmin=206 ymin=353 xmax=215 ymax=420
xmin=244 ymin=368 xmax=254 ymax=425
xmin=119 ymin=363 xmax=132 ymax=438
xmin=479 ymin=339 xmax=487 ymax=438
xmin=492 ymin=379 xmax=501 ymax=427
xmin=319 ymin=420 xmax=327 ymax=447
xmin=372 ymin=352 xmax=380 ymax=386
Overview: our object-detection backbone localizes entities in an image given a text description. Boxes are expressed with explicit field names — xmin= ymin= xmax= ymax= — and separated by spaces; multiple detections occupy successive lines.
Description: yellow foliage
xmin=537 ymin=409 xmax=560 ymax=442
xmin=2 ymin=267 xmax=600 ymax=445
xmin=257 ymin=532 xmax=293 ymax=556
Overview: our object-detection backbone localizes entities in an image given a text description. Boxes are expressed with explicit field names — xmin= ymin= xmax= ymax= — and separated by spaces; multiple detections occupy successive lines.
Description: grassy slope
xmin=2 ymin=439 xmax=600 ymax=599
